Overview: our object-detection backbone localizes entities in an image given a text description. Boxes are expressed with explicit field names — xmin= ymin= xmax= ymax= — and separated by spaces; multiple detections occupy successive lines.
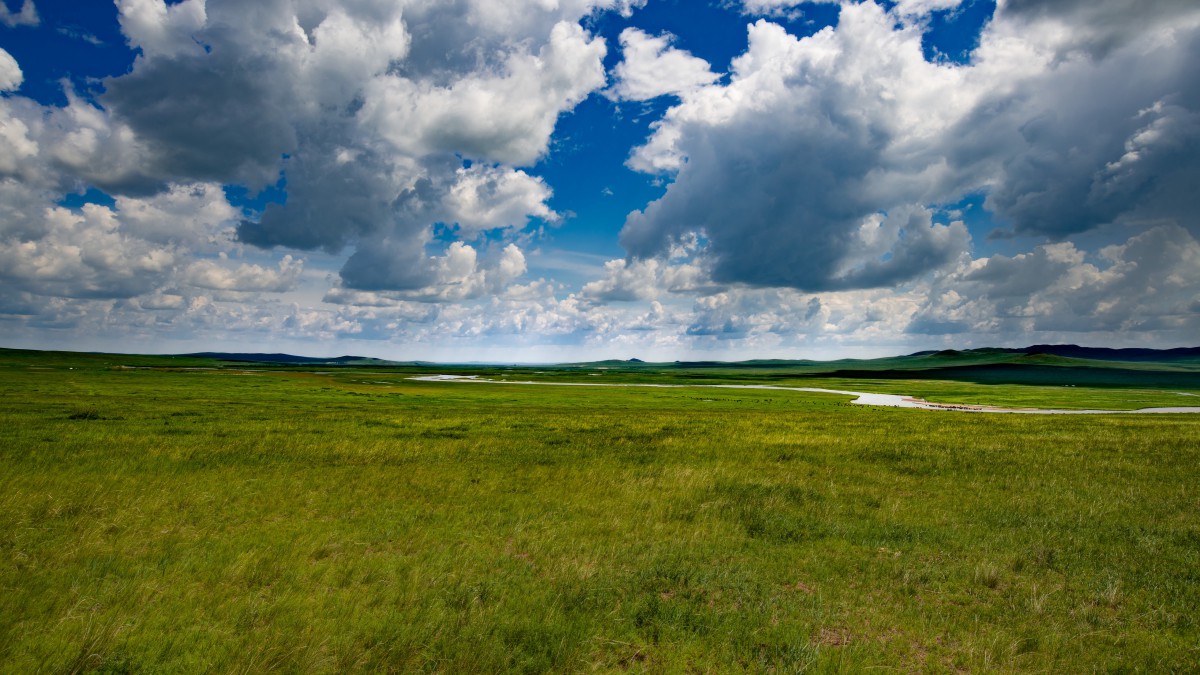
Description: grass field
xmin=2 ymin=350 xmax=1199 ymax=671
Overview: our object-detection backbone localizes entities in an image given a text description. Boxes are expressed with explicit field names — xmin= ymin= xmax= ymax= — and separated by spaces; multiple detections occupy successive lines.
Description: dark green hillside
xmin=0 ymin=348 xmax=218 ymax=369
xmin=821 ymin=362 xmax=1200 ymax=389
xmin=183 ymin=352 xmax=411 ymax=366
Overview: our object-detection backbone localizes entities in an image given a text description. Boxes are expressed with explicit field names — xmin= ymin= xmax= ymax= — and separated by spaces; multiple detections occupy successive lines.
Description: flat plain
xmin=2 ymin=348 xmax=1199 ymax=672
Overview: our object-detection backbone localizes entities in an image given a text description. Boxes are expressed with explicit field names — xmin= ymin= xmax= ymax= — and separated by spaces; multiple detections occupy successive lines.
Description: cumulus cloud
xmin=0 ymin=0 xmax=38 ymax=28
xmin=909 ymin=225 xmax=1200 ymax=337
xmin=183 ymin=254 xmax=304 ymax=293
xmin=0 ymin=48 xmax=22 ymax=91
xmin=576 ymin=222 xmax=1200 ymax=352
xmin=337 ymin=241 xmax=528 ymax=301
xmin=687 ymin=290 xmax=820 ymax=340
xmin=362 ymin=21 xmax=605 ymax=166
xmin=964 ymin=23 xmax=1200 ymax=238
xmin=739 ymin=0 xmax=810 ymax=18
xmin=995 ymin=0 xmax=1200 ymax=59
xmin=4 ymin=0 xmax=1199 ymax=356
xmin=0 ymin=179 xmax=48 ymax=239
xmin=0 ymin=106 xmax=38 ymax=175
xmin=0 ymin=203 xmax=177 ymax=300
xmin=582 ymin=258 xmax=663 ymax=302
xmin=99 ymin=1 xmax=608 ymax=292
xmin=742 ymin=0 xmax=962 ymax=18
xmin=622 ymin=0 xmax=1200 ymax=297
xmin=137 ymin=291 xmax=186 ymax=311
xmin=114 ymin=182 xmax=238 ymax=250
xmin=282 ymin=305 xmax=363 ymax=339
xmin=622 ymin=9 xmax=974 ymax=291
xmin=15 ymin=89 xmax=162 ymax=193
xmin=650 ymin=281 xmax=929 ymax=354
xmin=237 ymin=146 xmax=422 ymax=254
xmin=581 ymin=254 xmax=713 ymax=303
xmin=608 ymin=28 xmax=718 ymax=101
xmin=116 ymin=0 xmax=207 ymax=59
xmin=0 ymin=183 xmax=293 ymax=305
xmin=892 ymin=0 xmax=963 ymax=16
xmin=101 ymin=54 xmax=299 ymax=189
xmin=444 ymin=165 xmax=557 ymax=236
xmin=0 ymin=0 xmax=625 ymax=301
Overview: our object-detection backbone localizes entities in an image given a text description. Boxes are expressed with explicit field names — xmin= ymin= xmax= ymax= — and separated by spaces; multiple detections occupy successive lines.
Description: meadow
xmin=1 ymin=349 xmax=1198 ymax=672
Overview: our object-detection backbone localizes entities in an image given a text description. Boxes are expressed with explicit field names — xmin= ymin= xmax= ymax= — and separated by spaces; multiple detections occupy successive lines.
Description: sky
xmin=1 ymin=0 xmax=1198 ymax=362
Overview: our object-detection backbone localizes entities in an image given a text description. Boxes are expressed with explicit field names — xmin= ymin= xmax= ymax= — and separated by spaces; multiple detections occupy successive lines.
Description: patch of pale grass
xmin=974 ymin=562 xmax=1002 ymax=589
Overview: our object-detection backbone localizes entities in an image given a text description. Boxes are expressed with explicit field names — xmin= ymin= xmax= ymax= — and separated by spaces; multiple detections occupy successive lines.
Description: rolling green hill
xmin=3 ymin=344 xmax=1199 ymax=389
xmin=558 ymin=346 xmax=1200 ymax=389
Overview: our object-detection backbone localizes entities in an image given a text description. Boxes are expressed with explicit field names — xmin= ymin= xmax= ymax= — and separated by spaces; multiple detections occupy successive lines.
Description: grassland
xmin=1 ymin=349 xmax=1199 ymax=672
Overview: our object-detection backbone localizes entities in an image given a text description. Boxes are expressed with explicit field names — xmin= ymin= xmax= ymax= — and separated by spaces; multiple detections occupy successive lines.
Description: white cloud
xmin=582 ymin=258 xmax=662 ymax=302
xmin=608 ymin=28 xmax=718 ymax=101
xmin=0 ymin=204 xmax=177 ymax=299
xmin=581 ymin=255 xmax=713 ymax=303
xmin=103 ymin=2 xmax=610 ymax=292
xmin=334 ymin=242 xmax=528 ymax=302
xmin=0 ymin=182 xmax=276 ymax=304
xmin=0 ymin=0 xmax=38 ymax=28
xmin=114 ymin=182 xmax=238 ymax=250
xmin=966 ymin=14 xmax=1200 ymax=238
xmin=361 ymin=20 xmax=606 ymax=166
xmin=622 ymin=0 xmax=1200 ymax=297
xmin=910 ymin=225 xmax=1200 ymax=337
xmin=183 ymin=254 xmax=304 ymax=293
xmin=283 ymin=306 xmax=363 ymax=339
xmin=741 ymin=0 xmax=961 ymax=18
xmin=0 ymin=179 xmax=50 ymax=240
xmin=28 ymin=89 xmax=161 ymax=193
xmin=116 ymin=0 xmax=207 ymax=60
xmin=892 ymin=0 xmax=963 ymax=17
xmin=298 ymin=8 xmax=411 ymax=109
xmin=445 ymin=165 xmax=557 ymax=236
xmin=8 ymin=222 xmax=1196 ymax=358
xmin=0 ymin=47 xmax=22 ymax=91
xmin=0 ymin=103 xmax=38 ymax=175
xmin=137 ymin=292 xmax=186 ymax=310
xmin=739 ymin=0 xmax=811 ymax=18
xmin=622 ymin=8 xmax=975 ymax=291
xmin=0 ymin=0 xmax=618 ymax=299
xmin=3 ymin=0 xmax=1200 ymax=358
xmin=994 ymin=0 xmax=1200 ymax=60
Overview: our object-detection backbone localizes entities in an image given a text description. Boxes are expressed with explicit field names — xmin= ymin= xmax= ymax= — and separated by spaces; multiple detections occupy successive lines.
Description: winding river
xmin=408 ymin=374 xmax=1200 ymax=415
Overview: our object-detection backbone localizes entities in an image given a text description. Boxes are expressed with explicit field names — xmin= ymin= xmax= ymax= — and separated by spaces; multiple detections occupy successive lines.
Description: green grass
xmin=1 ymin=354 xmax=1199 ymax=671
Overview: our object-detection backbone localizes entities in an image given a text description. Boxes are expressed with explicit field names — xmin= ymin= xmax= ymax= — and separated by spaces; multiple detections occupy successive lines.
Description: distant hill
xmin=553 ymin=344 xmax=1200 ymax=389
xmin=4 ymin=345 xmax=1198 ymax=390
xmin=909 ymin=345 xmax=1200 ymax=362
xmin=821 ymin=363 xmax=1200 ymax=389
xmin=181 ymin=352 xmax=407 ymax=366
xmin=568 ymin=345 xmax=1200 ymax=371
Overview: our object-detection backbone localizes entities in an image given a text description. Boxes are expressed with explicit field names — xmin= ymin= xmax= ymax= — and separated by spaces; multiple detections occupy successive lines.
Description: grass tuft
xmin=975 ymin=562 xmax=1002 ymax=589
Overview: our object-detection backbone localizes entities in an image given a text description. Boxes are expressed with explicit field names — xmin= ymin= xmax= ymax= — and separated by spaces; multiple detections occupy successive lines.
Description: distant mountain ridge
xmin=182 ymin=352 xmax=408 ymax=365
xmin=2 ymin=346 xmax=1198 ymax=389
xmin=163 ymin=344 xmax=1200 ymax=368
xmin=569 ymin=345 xmax=1200 ymax=368
xmin=908 ymin=345 xmax=1200 ymax=362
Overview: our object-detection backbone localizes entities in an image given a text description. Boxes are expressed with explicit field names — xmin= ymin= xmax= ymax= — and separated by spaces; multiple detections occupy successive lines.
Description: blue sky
xmin=1 ymin=0 xmax=1198 ymax=361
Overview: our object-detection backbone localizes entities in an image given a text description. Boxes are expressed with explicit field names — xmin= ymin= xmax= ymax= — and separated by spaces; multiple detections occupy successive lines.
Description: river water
xmin=408 ymin=375 xmax=1200 ymax=415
